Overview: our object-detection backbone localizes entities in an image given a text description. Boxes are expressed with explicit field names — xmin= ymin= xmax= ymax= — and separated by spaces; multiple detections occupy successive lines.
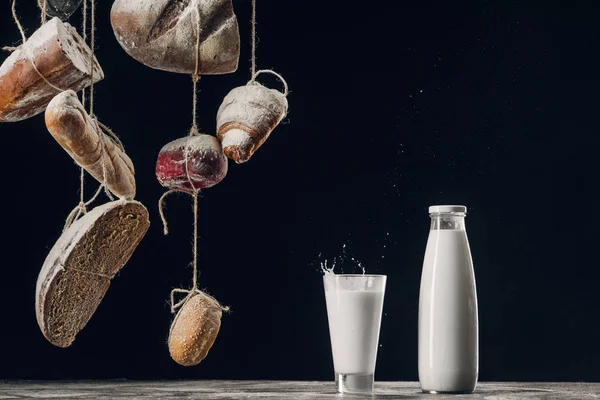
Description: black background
xmin=0 ymin=0 xmax=598 ymax=382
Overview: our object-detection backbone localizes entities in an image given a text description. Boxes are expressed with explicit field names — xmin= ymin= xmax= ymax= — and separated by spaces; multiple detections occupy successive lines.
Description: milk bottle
xmin=418 ymin=205 xmax=478 ymax=393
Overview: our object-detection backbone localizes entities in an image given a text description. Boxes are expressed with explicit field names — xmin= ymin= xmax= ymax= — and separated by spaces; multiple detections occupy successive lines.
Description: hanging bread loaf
xmin=216 ymin=82 xmax=288 ymax=164
xmin=45 ymin=90 xmax=136 ymax=199
xmin=168 ymin=291 xmax=225 ymax=366
xmin=46 ymin=0 xmax=83 ymax=20
xmin=110 ymin=0 xmax=240 ymax=74
xmin=0 ymin=17 xmax=103 ymax=122
xmin=156 ymin=135 xmax=228 ymax=193
xmin=36 ymin=200 xmax=150 ymax=348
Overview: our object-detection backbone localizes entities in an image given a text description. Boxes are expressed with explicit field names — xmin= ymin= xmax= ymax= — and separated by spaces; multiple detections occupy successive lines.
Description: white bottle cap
xmin=428 ymin=205 xmax=467 ymax=214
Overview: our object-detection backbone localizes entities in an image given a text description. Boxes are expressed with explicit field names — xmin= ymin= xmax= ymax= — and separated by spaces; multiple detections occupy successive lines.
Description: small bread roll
xmin=168 ymin=291 xmax=224 ymax=366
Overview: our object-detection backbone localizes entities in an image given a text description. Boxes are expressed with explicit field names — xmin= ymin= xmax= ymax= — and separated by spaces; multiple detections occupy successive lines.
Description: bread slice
xmin=36 ymin=200 xmax=150 ymax=348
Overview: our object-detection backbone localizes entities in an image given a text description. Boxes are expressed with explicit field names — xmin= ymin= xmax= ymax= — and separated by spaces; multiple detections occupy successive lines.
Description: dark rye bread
xmin=36 ymin=200 xmax=150 ymax=348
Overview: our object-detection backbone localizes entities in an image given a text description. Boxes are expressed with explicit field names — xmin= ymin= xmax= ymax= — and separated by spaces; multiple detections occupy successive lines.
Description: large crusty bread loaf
xmin=110 ymin=0 xmax=240 ymax=74
xmin=0 ymin=17 xmax=103 ymax=122
xmin=36 ymin=200 xmax=150 ymax=348
xmin=45 ymin=90 xmax=136 ymax=199
xmin=168 ymin=291 xmax=224 ymax=366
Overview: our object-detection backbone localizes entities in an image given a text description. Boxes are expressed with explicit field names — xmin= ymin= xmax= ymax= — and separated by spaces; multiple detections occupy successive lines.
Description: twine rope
xmin=94 ymin=119 xmax=118 ymax=202
xmin=161 ymin=188 xmax=203 ymax=314
xmin=3 ymin=0 xmax=66 ymax=92
xmin=190 ymin=74 xmax=200 ymax=136
xmin=250 ymin=69 xmax=289 ymax=97
xmin=66 ymin=267 xmax=112 ymax=279
xmin=190 ymin=8 xmax=201 ymax=136
xmin=65 ymin=0 xmax=114 ymax=231
xmin=247 ymin=0 xmax=289 ymax=97
xmin=82 ymin=0 xmax=88 ymax=108
xmin=7 ymin=0 xmax=26 ymax=46
xmin=164 ymin=8 xmax=207 ymax=314
xmin=88 ymin=0 xmax=96 ymax=116
xmin=37 ymin=0 xmax=48 ymax=24
xmin=97 ymin=120 xmax=126 ymax=152
xmin=4 ymin=0 xmax=123 ymax=231
xmin=63 ymin=178 xmax=104 ymax=230
xmin=63 ymin=118 xmax=124 ymax=230
xmin=251 ymin=0 xmax=256 ymax=77
xmin=170 ymin=288 xmax=229 ymax=315
xmin=64 ymin=0 xmax=107 ymax=230
xmin=79 ymin=0 xmax=90 ymax=206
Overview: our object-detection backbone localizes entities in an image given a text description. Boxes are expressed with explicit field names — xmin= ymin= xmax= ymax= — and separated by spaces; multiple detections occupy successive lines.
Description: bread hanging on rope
xmin=168 ymin=291 xmax=226 ymax=366
xmin=0 ymin=17 xmax=103 ymax=122
xmin=45 ymin=90 xmax=136 ymax=199
xmin=216 ymin=73 xmax=288 ymax=164
xmin=36 ymin=200 xmax=150 ymax=348
xmin=45 ymin=0 xmax=84 ymax=20
xmin=156 ymin=135 xmax=228 ymax=193
xmin=110 ymin=0 xmax=240 ymax=74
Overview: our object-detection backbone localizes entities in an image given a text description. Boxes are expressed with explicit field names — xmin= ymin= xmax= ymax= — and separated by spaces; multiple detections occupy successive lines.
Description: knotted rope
xmin=247 ymin=0 xmax=289 ymax=97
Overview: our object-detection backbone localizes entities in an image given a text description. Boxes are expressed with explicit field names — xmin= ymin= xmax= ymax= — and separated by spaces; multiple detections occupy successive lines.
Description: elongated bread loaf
xmin=0 ymin=17 xmax=103 ymax=122
xmin=36 ymin=200 xmax=150 ymax=348
xmin=45 ymin=90 xmax=136 ymax=199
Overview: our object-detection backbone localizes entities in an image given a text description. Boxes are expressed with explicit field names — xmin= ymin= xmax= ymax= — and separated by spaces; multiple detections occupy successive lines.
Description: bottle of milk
xmin=418 ymin=205 xmax=478 ymax=394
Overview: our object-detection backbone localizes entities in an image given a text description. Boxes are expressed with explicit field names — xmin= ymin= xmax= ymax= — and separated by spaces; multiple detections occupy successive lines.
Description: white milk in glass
xmin=324 ymin=274 xmax=386 ymax=394
xmin=418 ymin=205 xmax=478 ymax=394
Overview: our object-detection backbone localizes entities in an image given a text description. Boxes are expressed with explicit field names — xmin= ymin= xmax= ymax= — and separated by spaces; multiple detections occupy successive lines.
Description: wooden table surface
xmin=0 ymin=381 xmax=598 ymax=399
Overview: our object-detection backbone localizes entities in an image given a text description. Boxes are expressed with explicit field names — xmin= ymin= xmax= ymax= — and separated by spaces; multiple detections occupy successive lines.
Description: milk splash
xmin=319 ymin=244 xmax=366 ymax=275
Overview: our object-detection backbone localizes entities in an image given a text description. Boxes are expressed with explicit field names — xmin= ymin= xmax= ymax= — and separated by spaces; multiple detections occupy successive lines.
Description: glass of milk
xmin=323 ymin=274 xmax=387 ymax=394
